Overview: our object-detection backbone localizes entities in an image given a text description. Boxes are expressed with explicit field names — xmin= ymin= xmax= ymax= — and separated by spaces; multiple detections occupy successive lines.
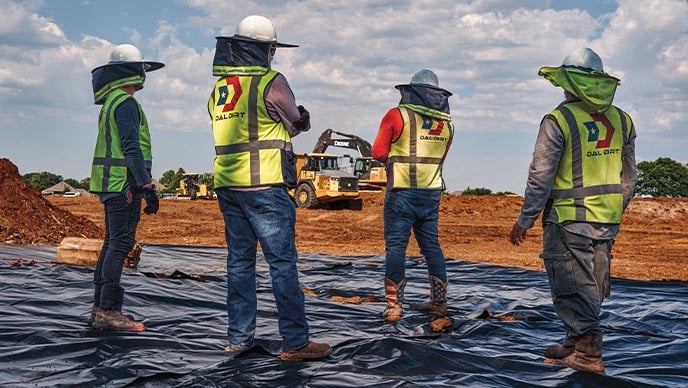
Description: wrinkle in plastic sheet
xmin=0 ymin=243 xmax=686 ymax=387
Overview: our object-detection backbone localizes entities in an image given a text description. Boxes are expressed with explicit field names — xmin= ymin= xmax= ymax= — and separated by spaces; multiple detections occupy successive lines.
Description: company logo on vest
xmin=217 ymin=77 xmax=243 ymax=112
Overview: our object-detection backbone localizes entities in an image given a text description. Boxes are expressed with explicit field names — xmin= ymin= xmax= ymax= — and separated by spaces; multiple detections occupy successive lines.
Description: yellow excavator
xmin=312 ymin=128 xmax=386 ymax=190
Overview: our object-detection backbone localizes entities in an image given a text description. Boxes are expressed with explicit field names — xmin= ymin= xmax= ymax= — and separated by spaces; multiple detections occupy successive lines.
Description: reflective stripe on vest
xmin=210 ymin=70 xmax=292 ymax=187
xmin=549 ymin=102 xmax=628 ymax=224
xmin=387 ymin=107 xmax=452 ymax=189
xmin=90 ymin=89 xmax=152 ymax=193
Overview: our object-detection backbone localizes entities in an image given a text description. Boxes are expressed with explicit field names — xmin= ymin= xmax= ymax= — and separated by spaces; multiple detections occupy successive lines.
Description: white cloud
xmin=1 ymin=0 xmax=687 ymax=191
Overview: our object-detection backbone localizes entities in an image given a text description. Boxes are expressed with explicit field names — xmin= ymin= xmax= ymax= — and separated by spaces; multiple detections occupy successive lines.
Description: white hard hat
xmin=233 ymin=15 xmax=297 ymax=47
xmin=562 ymin=47 xmax=604 ymax=73
xmin=410 ymin=69 xmax=439 ymax=87
xmin=107 ymin=44 xmax=164 ymax=72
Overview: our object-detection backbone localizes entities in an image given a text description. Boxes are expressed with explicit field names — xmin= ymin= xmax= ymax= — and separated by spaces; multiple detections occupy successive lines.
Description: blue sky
xmin=0 ymin=0 xmax=686 ymax=193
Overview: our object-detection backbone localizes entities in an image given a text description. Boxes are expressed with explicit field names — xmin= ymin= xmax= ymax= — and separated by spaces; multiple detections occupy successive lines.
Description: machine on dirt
xmin=312 ymin=129 xmax=386 ymax=189
xmin=290 ymin=153 xmax=362 ymax=209
xmin=176 ymin=173 xmax=214 ymax=200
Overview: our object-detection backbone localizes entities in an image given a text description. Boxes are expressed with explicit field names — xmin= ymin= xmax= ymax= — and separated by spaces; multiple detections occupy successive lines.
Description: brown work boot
xmin=281 ymin=341 xmax=332 ymax=362
xmin=545 ymin=330 xmax=605 ymax=374
xmin=88 ymin=305 xmax=135 ymax=327
xmin=382 ymin=278 xmax=407 ymax=323
xmin=545 ymin=336 xmax=576 ymax=359
xmin=410 ymin=275 xmax=448 ymax=317
xmin=92 ymin=308 xmax=145 ymax=332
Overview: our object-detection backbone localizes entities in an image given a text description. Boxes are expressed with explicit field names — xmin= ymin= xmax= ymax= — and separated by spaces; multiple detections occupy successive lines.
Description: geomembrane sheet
xmin=0 ymin=243 xmax=686 ymax=387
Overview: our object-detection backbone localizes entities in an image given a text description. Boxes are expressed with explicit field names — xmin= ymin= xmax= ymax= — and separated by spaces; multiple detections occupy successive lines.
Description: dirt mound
xmin=0 ymin=158 xmax=102 ymax=244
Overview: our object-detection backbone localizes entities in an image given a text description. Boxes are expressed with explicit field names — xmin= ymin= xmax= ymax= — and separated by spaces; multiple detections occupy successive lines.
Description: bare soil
xmin=48 ymin=193 xmax=688 ymax=282
xmin=2 ymin=157 xmax=685 ymax=282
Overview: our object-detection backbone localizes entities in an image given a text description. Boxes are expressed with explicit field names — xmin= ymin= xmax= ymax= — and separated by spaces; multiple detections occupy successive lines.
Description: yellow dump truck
xmin=291 ymin=153 xmax=362 ymax=209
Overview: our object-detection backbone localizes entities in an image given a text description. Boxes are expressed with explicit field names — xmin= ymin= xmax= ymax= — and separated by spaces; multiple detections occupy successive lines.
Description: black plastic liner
xmin=0 ymin=243 xmax=686 ymax=387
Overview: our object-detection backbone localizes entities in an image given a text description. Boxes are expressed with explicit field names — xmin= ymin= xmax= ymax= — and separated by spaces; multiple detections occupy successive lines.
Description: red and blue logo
xmin=421 ymin=117 xmax=444 ymax=135
xmin=584 ymin=114 xmax=615 ymax=148
xmin=216 ymin=77 xmax=242 ymax=112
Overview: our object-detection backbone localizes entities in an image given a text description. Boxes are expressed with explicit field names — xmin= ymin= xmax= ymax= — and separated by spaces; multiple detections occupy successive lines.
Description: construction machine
xmin=290 ymin=153 xmax=362 ymax=209
xmin=176 ymin=173 xmax=214 ymax=200
xmin=313 ymin=128 xmax=387 ymax=189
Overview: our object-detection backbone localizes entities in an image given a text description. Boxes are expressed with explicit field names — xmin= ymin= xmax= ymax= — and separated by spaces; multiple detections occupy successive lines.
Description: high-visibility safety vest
xmin=387 ymin=107 xmax=453 ymax=189
xmin=548 ymin=101 xmax=631 ymax=224
xmin=209 ymin=69 xmax=293 ymax=188
xmin=90 ymin=89 xmax=152 ymax=193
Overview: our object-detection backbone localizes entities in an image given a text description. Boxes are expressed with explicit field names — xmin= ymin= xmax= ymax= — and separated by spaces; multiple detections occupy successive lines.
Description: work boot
xmin=410 ymin=275 xmax=447 ymax=317
xmin=88 ymin=305 xmax=134 ymax=327
xmin=382 ymin=278 xmax=407 ymax=323
xmin=281 ymin=341 xmax=332 ymax=362
xmin=545 ymin=336 xmax=576 ymax=359
xmin=545 ymin=330 xmax=605 ymax=374
xmin=92 ymin=308 xmax=145 ymax=332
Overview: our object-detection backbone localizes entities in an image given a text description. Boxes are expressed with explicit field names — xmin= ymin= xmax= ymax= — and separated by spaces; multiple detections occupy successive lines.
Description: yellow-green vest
xmin=90 ymin=89 xmax=152 ymax=193
xmin=388 ymin=107 xmax=453 ymax=189
xmin=209 ymin=70 xmax=292 ymax=188
xmin=548 ymin=101 xmax=631 ymax=224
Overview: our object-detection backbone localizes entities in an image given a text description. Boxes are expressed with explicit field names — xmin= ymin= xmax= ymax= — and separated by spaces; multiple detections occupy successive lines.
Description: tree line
xmin=460 ymin=157 xmax=688 ymax=197
xmin=22 ymin=167 xmax=214 ymax=194
xmin=20 ymin=158 xmax=688 ymax=197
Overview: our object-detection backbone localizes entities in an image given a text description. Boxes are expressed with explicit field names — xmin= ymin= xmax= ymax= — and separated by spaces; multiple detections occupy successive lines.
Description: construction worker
xmin=208 ymin=15 xmax=332 ymax=361
xmin=89 ymin=44 xmax=163 ymax=332
xmin=372 ymin=69 xmax=454 ymax=323
xmin=510 ymin=48 xmax=637 ymax=373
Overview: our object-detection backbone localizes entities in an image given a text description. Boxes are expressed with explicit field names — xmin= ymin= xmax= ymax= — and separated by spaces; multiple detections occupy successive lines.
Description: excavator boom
xmin=313 ymin=128 xmax=373 ymax=156
xmin=312 ymin=129 xmax=386 ymax=189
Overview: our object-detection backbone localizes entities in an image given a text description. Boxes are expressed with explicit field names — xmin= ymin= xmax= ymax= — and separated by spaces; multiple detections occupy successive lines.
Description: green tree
xmin=462 ymin=186 xmax=493 ymax=196
xmin=79 ymin=177 xmax=91 ymax=189
xmin=158 ymin=167 xmax=186 ymax=192
xmin=635 ymin=157 xmax=688 ymax=197
xmin=22 ymin=171 xmax=62 ymax=191
xmin=64 ymin=178 xmax=82 ymax=190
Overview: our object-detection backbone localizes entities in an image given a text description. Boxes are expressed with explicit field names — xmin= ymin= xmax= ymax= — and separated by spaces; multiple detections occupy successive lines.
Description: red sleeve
xmin=372 ymin=108 xmax=403 ymax=163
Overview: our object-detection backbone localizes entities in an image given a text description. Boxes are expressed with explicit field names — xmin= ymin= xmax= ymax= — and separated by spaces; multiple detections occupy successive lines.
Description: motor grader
xmin=176 ymin=173 xmax=214 ymax=200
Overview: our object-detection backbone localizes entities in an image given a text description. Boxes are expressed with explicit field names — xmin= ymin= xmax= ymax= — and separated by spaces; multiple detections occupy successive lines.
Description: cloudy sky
xmin=0 ymin=0 xmax=686 ymax=193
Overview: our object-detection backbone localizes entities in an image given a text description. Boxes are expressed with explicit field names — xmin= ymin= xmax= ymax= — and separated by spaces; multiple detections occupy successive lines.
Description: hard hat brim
xmin=395 ymin=83 xmax=452 ymax=96
xmin=143 ymin=61 xmax=165 ymax=72
xmin=218 ymin=35 xmax=298 ymax=48
xmin=92 ymin=61 xmax=165 ymax=73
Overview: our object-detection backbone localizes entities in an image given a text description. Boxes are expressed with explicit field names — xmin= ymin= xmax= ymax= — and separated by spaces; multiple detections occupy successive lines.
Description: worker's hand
xmin=509 ymin=222 xmax=529 ymax=246
xmin=142 ymin=189 xmax=159 ymax=215
xmin=293 ymin=105 xmax=310 ymax=131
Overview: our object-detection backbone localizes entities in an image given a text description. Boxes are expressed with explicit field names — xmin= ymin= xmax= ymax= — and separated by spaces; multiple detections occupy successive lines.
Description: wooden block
xmin=56 ymin=237 xmax=143 ymax=267
xmin=56 ymin=237 xmax=102 ymax=266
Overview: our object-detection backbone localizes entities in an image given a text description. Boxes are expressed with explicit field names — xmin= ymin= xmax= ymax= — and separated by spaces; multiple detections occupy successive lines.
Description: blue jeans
xmin=383 ymin=189 xmax=446 ymax=284
xmin=216 ymin=186 xmax=309 ymax=351
xmin=94 ymin=190 xmax=141 ymax=311
xmin=541 ymin=223 xmax=612 ymax=337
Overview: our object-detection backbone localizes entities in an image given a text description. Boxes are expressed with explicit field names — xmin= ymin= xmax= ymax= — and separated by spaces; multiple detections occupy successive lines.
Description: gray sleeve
xmin=517 ymin=117 xmax=565 ymax=229
xmin=265 ymin=73 xmax=306 ymax=137
xmin=621 ymin=115 xmax=638 ymax=210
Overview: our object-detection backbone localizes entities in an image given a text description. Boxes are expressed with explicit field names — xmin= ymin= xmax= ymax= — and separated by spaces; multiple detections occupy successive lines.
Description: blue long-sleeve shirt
xmin=100 ymin=98 xmax=152 ymax=200
xmin=517 ymin=102 xmax=637 ymax=240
